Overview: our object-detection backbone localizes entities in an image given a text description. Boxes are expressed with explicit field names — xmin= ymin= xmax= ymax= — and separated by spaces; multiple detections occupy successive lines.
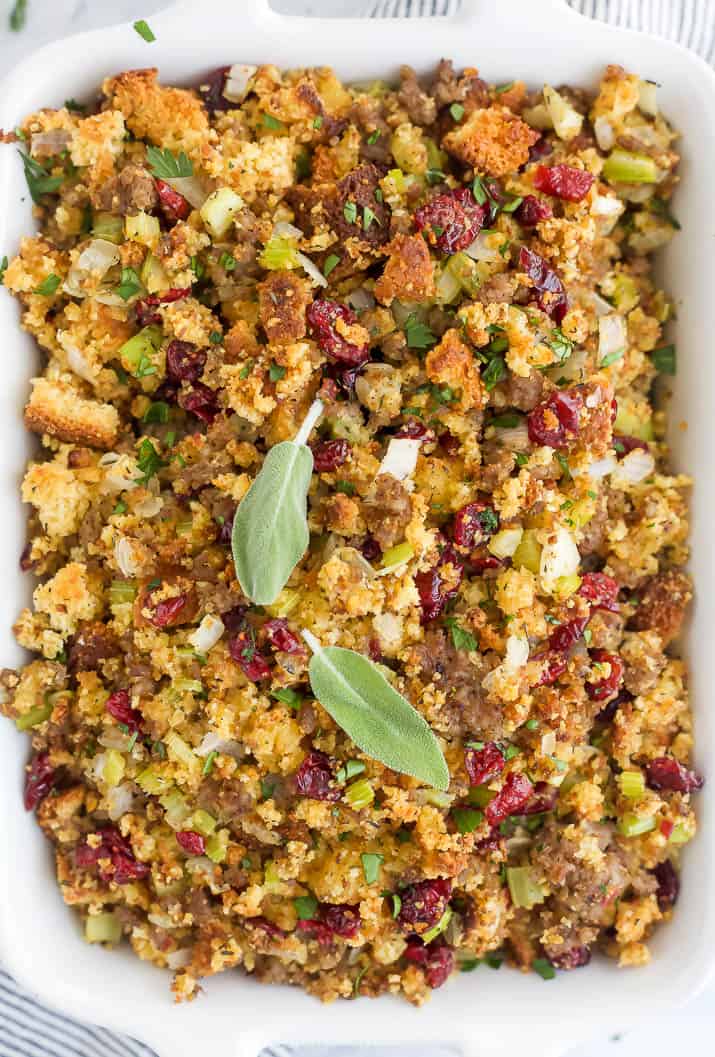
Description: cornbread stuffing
xmin=1 ymin=58 xmax=698 ymax=1005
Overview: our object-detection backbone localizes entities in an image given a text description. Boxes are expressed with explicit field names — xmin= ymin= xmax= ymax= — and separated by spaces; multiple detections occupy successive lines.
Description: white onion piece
xmin=62 ymin=340 xmax=95 ymax=383
xmin=504 ymin=634 xmax=529 ymax=672
xmin=543 ymin=85 xmax=583 ymax=141
xmin=92 ymin=753 xmax=108 ymax=782
xmin=166 ymin=949 xmax=191 ymax=970
xmin=592 ymin=194 xmax=624 ymax=234
xmin=196 ymin=732 xmax=243 ymax=759
xmin=223 ymin=63 xmax=258 ymax=102
xmin=274 ymin=220 xmax=304 ymax=240
xmin=93 ymin=290 xmax=129 ymax=307
xmin=102 ymin=455 xmax=140 ymax=493
xmin=295 ymin=251 xmax=327 ymax=288
xmin=372 ymin=612 xmax=402 ymax=652
xmin=494 ymin=423 xmax=530 ymax=452
xmin=377 ymin=438 xmax=421 ymax=481
xmin=64 ymin=239 xmax=121 ymax=298
xmin=190 ymin=614 xmax=225 ymax=653
xmin=582 ymin=453 xmax=618 ymax=479
xmin=148 ymin=912 xmax=176 ymax=929
xmin=185 ymin=856 xmax=216 ymax=876
xmin=541 ymin=731 xmax=557 ymax=756
xmin=598 ymin=314 xmax=626 ymax=361
xmin=107 ymin=783 xmax=134 ymax=821
xmin=332 ymin=545 xmax=377 ymax=581
xmin=98 ymin=728 xmax=130 ymax=750
xmin=540 ymin=527 xmax=580 ymax=591
xmin=637 ymin=79 xmax=658 ymax=117
xmin=346 ymin=287 xmax=376 ymax=312
xmin=465 ymin=232 xmax=501 ymax=263
xmin=114 ymin=536 xmax=141 ymax=577
xmin=593 ymin=116 xmax=615 ymax=151
xmin=134 ymin=494 xmax=163 ymax=517
xmin=31 ymin=129 xmax=71 ymax=156
xmin=166 ymin=176 xmax=207 ymax=209
xmin=612 ymin=447 xmax=655 ymax=485
xmin=590 ymin=291 xmax=616 ymax=317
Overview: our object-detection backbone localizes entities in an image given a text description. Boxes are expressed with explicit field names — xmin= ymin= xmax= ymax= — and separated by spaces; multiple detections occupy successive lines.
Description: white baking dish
xmin=1 ymin=2 xmax=713 ymax=1054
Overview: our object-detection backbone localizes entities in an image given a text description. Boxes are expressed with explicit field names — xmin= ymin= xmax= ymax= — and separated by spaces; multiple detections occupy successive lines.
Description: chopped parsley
xmin=471 ymin=174 xmax=488 ymax=205
xmin=269 ymin=362 xmax=286 ymax=382
xmin=426 ymin=168 xmax=445 ymax=185
xmin=294 ymin=894 xmax=318 ymax=920
xmin=501 ymin=194 xmax=523 ymax=213
xmin=143 ymin=401 xmax=170 ymax=424
xmin=133 ymin=19 xmax=156 ymax=42
xmin=367 ymin=129 xmax=381 ymax=145
xmin=134 ymin=439 xmax=166 ymax=485
xmin=18 ymin=151 xmax=63 ymax=203
xmin=64 ymin=98 xmax=85 ymax=113
xmin=219 ymin=251 xmax=236 ymax=272
xmin=532 ymin=958 xmax=556 ymax=980
xmin=450 ymin=102 xmax=465 ymax=122
xmin=9 ymin=0 xmax=27 ymax=31
xmin=490 ymin=413 xmax=520 ymax=429
xmin=482 ymin=356 xmax=507 ymax=391
xmin=201 ymin=750 xmax=218 ymax=776
xmin=525 ymin=718 xmax=540 ymax=731
xmin=343 ymin=201 xmax=358 ymax=225
xmin=652 ymin=343 xmax=676 ymax=375
xmin=112 ymin=500 xmax=128 ymax=516
xmin=146 ymin=146 xmax=192 ymax=179
xmin=548 ymin=327 xmax=574 ymax=364
xmin=0 ymin=256 xmax=7 ymax=283
xmin=323 ymin=253 xmax=340 ymax=277
xmin=383 ymin=891 xmax=402 ymax=918
xmin=335 ymin=479 xmax=356 ymax=496
xmin=261 ymin=112 xmax=284 ymax=130
xmin=260 ymin=777 xmax=276 ymax=801
xmin=600 ymin=348 xmax=624 ymax=368
xmin=452 ymin=808 xmax=484 ymax=834
xmin=117 ymin=267 xmax=142 ymax=301
xmin=650 ymin=196 xmax=681 ymax=230
xmin=34 ymin=274 xmax=61 ymax=297
xmin=404 ymin=313 xmax=436 ymax=350
xmin=312 ymin=115 xmax=323 ymax=130
xmin=444 ymin=617 xmax=477 ymax=653
xmin=514 ymin=452 xmax=529 ymax=467
xmin=555 ymin=452 xmax=572 ymax=481
xmin=209 ymin=330 xmax=223 ymax=344
xmin=362 ymin=205 xmax=380 ymax=230
xmin=295 ymin=149 xmax=311 ymax=181
xmin=360 ymin=852 xmax=384 ymax=885
xmin=271 ymin=687 xmax=302 ymax=710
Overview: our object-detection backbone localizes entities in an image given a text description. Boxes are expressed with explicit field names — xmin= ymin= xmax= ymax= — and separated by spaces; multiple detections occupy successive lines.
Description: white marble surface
xmin=1 ymin=1 xmax=712 ymax=1055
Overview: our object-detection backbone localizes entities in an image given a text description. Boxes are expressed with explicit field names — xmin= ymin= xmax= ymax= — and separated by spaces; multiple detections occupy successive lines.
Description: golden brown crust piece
xmin=257 ymin=271 xmax=312 ymax=345
xmin=425 ymin=327 xmax=486 ymax=412
xmin=631 ymin=570 xmax=693 ymax=645
xmin=443 ymin=105 xmax=539 ymax=176
xmin=24 ymin=377 xmax=120 ymax=450
xmin=374 ymin=233 xmax=436 ymax=306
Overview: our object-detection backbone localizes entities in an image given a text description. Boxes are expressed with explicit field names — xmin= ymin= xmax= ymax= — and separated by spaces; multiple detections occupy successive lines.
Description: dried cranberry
xmin=466 ymin=548 xmax=506 ymax=575
xmin=23 ymin=753 xmax=56 ymax=811
xmin=218 ymin=508 xmax=235 ymax=545
xmin=614 ymin=434 xmax=649 ymax=458
xmin=322 ymin=903 xmax=361 ymax=938
xmin=549 ymin=946 xmax=591 ymax=970
xmin=586 ymin=649 xmax=624 ymax=701
xmin=178 ymin=383 xmax=218 ymax=423
xmin=136 ymin=289 xmax=192 ymax=328
xmin=263 ymin=618 xmax=302 ymax=654
xmin=368 ymin=637 xmax=382 ymax=662
xmin=149 ymin=593 xmax=190 ymax=629
xmin=645 ymin=756 xmax=704 ymax=794
xmin=415 ymin=544 xmax=463 ymax=623
xmin=250 ymin=917 xmax=285 ymax=939
xmin=518 ymin=246 xmax=568 ymax=323
xmin=166 ymin=340 xmax=206 ymax=384
xmin=653 ymin=860 xmax=679 ymax=911
xmin=395 ymin=419 xmax=433 ymax=441
xmin=533 ymin=164 xmax=594 ymax=202
xmin=176 ymin=830 xmax=206 ymax=856
xmin=579 ymin=572 xmax=620 ymax=612
xmin=155 ymin=178 xmax=191 ymax=223
xmin=361 ymin=537 xmax=381 ymax=562
xmin=514 ymin=194 xmax=553 ymax=227
xmin=404 ymin=941 xmax=455 ymax=988
xmin=307 ymin=299 xmax=370 ymax=366
xmin=534 ymin=651 xmax=569 ymax=687
xmin=197 ymin=66 xmax=233 ymax=112
xmin=413 ymin=187 xmax=486 ymax=255
xmin=296 ymin=919 xmax=334 ymax=946
xmin=76 ymin=827 xmax=149 ymax=884
xmin=293 ymin=750 xmax=341 ymax=802
xmin=476 ymin=829 xmax=504 ymax=853
xmin=485 ymin=772 xmax=534 ymax=827
xmin=452 ymin=502 xmax=498 ymax=550
xmin=325 ymin=361 xmax=363 ymax=393
xmin=105 ymin=689 xmax=143 ymax=733
xmin=527 ymin=388 xmax=583 ymax=449
xmin=596 ymin=689 xmax=631 ymax=724
xmin=439 ymin=431 xmax=460 ymax=456
xmin=660 ymin=819 xmax=674 ymax=839
xmin=528 ymin=136 xmax=553 ymax=163
xmin=221 ymin=604 xmax=247 ymax=633
xmin=311 ymin=438 xmax=350 ymax=472
xmin=465 ymin=741 xmax=505 ymax=786
xmin=521 ymin=781 xmax=558 ymax=815
xmin=229 ymin=631 xmax=271 ymax=681
xmin=398 ymin=878 xmax=452 ymax=932
xmin=549 ymin=616 xmax=588 ymax=653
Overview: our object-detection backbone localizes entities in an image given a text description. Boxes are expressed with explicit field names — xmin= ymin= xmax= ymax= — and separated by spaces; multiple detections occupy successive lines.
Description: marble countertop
xmin=0 ymin=1 xmax=712 ymax=1055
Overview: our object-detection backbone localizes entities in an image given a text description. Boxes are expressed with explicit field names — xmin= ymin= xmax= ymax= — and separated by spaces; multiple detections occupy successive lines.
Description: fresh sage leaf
xmin=231 ymin=399 xmax=323 ymax=605
xmin=303 ymin=631 xmax=449 ymax=790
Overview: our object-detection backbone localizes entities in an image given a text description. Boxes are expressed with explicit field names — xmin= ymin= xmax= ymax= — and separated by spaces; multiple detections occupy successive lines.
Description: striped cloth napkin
xmin=1 ymin=2 xmax=712 ymax=1056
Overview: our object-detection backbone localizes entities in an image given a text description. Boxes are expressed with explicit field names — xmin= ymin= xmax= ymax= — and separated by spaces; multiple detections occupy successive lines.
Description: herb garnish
xmin=146 ymin=146 xmax=193 ymax=179
xmin=548 ymin=327 xmax=574 ymax=363
xmin=532 ymin=958 xmax=556 ymax=980
xmin=444 ymin=617 xmax=477 ymax=653
xmin=600 ymin=348 xmax=624 ymax=368
xmin=404 ymin=313 xmax=436 ymax=350
xmin=367 ymin=129 xmax=381 ymax=145
xmin=312 ymin=116 xmax=323 ymax=130
xmin=202 ymin=750 xmax=218 ymax=776
xmin=294 ymin=894 xmax=318 ymax=920
xmin=143 ymin=401 xmax=170 ymax=424
xmin=652 ymin=344 xmax=676 ymax=375
xmin=482 ymin=356 xmax=507 ymax=391
xmin=362 ymin=205 xmax=380 ymax=230
xmin=133 ymin=19 xmax=156 ymax=42
xmin=490 ymin=413 xmax=520 ymax=429
xmin=343 ymin=201 xmax=358 ymax=225
xmin=117 ymin=267 xmax=142 ymax=301
xmin=360 ymin=853 xmax=384 ymax=885
xmin=135 ymin=439 xmax=166 ymax=485
xmin=323 ymin=253 xmax=340 ymax=277
xmin=336 ymin=760 xmax=365 ymax=784
xmin=34 ymin=274 xmax=60 ymax=296
xmin=219 ymin=251 xmax=236 ymax=272
xmin=9 ymin=0 xmax=27 ymax=31
xmin=262 ymin=112 xmax=285 ymax=130
xmin=269 ymin=362 xmax=286 ymax=382
xmin=450 ymin=102 xmax=465 ymax=122
xmin=18 ymin=151 xmax=63 ymax=202
xmin=452 ymin=807 xmax=484 ymax=834
xmin=0 ymin=256 xmax=7 ymax=282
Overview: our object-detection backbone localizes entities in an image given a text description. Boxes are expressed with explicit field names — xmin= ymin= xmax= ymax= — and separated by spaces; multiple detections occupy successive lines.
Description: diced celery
xmin=206 ymin=830 xmax=229 ymax=864
xmin=103 ymin=749 xmax=125 ymax=788
xmin=607 ymin=273 xmax=640 ymax=313
xmin=85 ymin=912 xmax=122 ymax=945
xmin=617 ymin=812 xmax=656 ymax=838
xmin=468 ymin=786 xmax=496 ymax=808
xmin=446 ymin=252 xmax=480 ymax=296
xmin=119 ymin=325 xmax=163 ymax=376
xmin=569 ymin=498 xmax=595 ymax=530
xmin=159 ymin=787 xmax=190 ymax=829
xmin=422 ymin=906 xmax=452 ymax=945
xmin=425 ymin=137 xmax=448 ymax=174
xmin=512 ymin=529 xmax=542 ymax=574
xmin=553 ymin=573 xmax=581 ymax=600
xmin=507 ymin=867 xmax=547 ymax=909
xmin=125 ymin=210 xmax=161 ymax=248
xmin=344 ymin=778 xmax=374 ymax=810
xmin=422 ymin=788 xmax=453 ymax=808
xmin=109 ymin=580 xmax=137 ymax=606
xmin=617 ymin=770 xmax=645 ymax=801
xmin=264 ymin=860 xmax=280 ymax=887
xmin=265 ymin=588 xmax=300 ymax=618
xmin=175 ymin=518 xmax=193 ymax=536
xmin=602 ymin=149 xmax=658 ymax=185
xmin=614 ymin=402 xmax=653 ymax=441
xmin=380 ymin=542 xmax=414 ymax=569
xmin=488 ymin=526 xmax=523 ymax=559
xmin=190 ymin=809 xmax=217 ymax=837
xmin=16 ymin=699 xmax=53 ymax=731
xmin=390 ymin=123 xmax=428 ymax=175
xmin=165 ymin=731 xmax=199 ymax=771
xmin=92 ymin=212 xmax=124 ymax=245
xmin=259 ymin=236 xmax=300 ymax=270
xmin=669 ymin=823 xmax=692 ymax=845
xmin=200 ymin=187 xmax=244 ymax=238
xmin=140 ymin=252 xmax=170 ymax=294
xmin=137 ymin=766 xmax=173 ymax=796
xmin=387 ymin=167 xmax=407 ymax=194
xmin=173 ymin=678 xmax=204 ymax=695
xmin=434 ymin=264 xmax=462 ymax=305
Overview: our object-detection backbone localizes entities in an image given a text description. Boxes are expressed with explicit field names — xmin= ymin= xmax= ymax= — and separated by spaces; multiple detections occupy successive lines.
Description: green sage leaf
xmin=231 ymin=441 xmax=313 ymax=605
xmin=304 ymin=632 xmax=449 ymax=790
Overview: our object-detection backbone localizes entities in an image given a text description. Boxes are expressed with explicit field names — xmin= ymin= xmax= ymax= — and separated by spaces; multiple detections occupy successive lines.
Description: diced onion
xmin=637 ymin=79 xmax=658 ymax=118
xmin=273 ymin=220 xmax=304 ymax=240
xmin=593 ymin=116 xmax=615 ymax=151
xmin=598 ymin=314 xmax=627 ymax=360
xmin=540 ymin=731 xmax=556 ymax=756
xmin=295 ymin=251 xmax=328 ymax=288
xmin=134 ymin=493 xmax=163 ymax=517
xmin=612 ymin=447 xmax=655 ymax=485
xmin=99 ymin=453 xmax=140 ymax=493
xmin=582 ymin=453 xmax=618 ymax=480
xmin=166 ymin=949 xmax=192 ymax=970
xmin=465 ymin=232 xmax=501 ymax=263
xmin=114 ymin=536 xmax=141 ymax=578
xmin=543 ymin=85 xmax=583 ymax=141
xmin=494 ymin=423 xmax=530 ymax=452
xmin=590 ymin=291 xmax=616 ymax=317
xmin=372 ymin=612 xmax=403 ymax=653
xmin=185 ymin=856 xmax=216 ymax=876
xmin=189 ymin=614 xmax=225 ymax=653
xmin=196 ymin=732 xmax=243 ymax=759
xmin=64 ymin=239 xmax=121 ymax=297
xmin=166 ymin=176 xmax=206 ymax=209
xmin=377 ymin=437 xmax=421 ymax=482
xmin=592 ymin=193 xmax=624 ymax=234
xmin=504 ymin=634 xmax=529 ymax=672
xmin=346 ymin=287 xmax=376 ymax=312
xmin=540 ymin=527 xmax=580 ymax=592
xmin=60 ymin=337 xmax=95 ymax=382
xmin=224 ymin=63 xmax=258 ymax=103
xmin=107 ymin=782 xmax=134 ymax=821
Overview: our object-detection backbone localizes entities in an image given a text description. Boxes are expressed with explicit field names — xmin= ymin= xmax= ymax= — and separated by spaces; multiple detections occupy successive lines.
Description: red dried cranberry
xmin=533 ymin=164 xmax=594 ymax=202
xmin=439 ymin=431 xmax=460 ymax=456
xmin=466 ymin=548 xmax=506 ymax=576
xmin=485 ymin=772 xmax=534 ymax=827
xmin=368 ymin=637 xmax=382 ymax=662
xmin=398 ymin=878 xmax=452 ymax=932
xmin=586 ymin=649 xmax=624 ymax=701
xmin=549 ymin=616 xmax=589 ymax=653
xmin=307 ymin=299 xmax=370 ymax=366
xmin=76 ymin=827 xmax=149 ymax=884
xmin=311 ymin=438 xmax=350 ymax=472
xmin=136 ymin=288 xmax=192 ymax=328
xmin=645 ymin=756 xmax=704 ymax=794
xmin=23 ymin=753 xmax=56 ymax=811
xmin=528 ymin=137 xmax=553 ymax=164
xmin=521 ymin=781 xmax=558 ymax=815
xmin=465 ymin=741 xmax=505 ymax=787
xmin=404 ymin=941 xmax=455 ymax=988
xmin=178 ymin=383 xmax=218 ymax=423
xmin=325 ymin=361 xmax=363 ymax=393
xmin=596 ymin=689 xmax=631 ymax=724
xmin=527 ymin=388 xmax=583 ymax=449
xmin=149 ymin=593 xmax=190 ymax=629
xmin=176 ymin=830 xmax=206 ymax=856
xmin=293 ymin=750 xmax=340 ymax=802
xmin=395 ymin=419 xmax=433 ymax=441
xmin=218 ymin=508 xmax=236 ymax=545
xmin=250 ymin=917 xmax=285 ymax=939
xmin=653 ymin=860 xmax=679 ymax=911
xmin=579 ymin=572 xmax=620 ymax=612
xmin=518 ymin=246 xmax=568 ymax=322
xmin=296 ymin=919 xmax=334 ymax=946
xmin=660 ymin=819 xmax=674 ymax=839
xmin=155 ymin=178 xmax=191 ymax=222
xmin=229 ymin=631 xmax=271 ymax=681
xmin=476 ymin=829 xmax=504 ymax=853
xmin=221 ymin=604 xmax=247 ymax=633
xmin=413 ymin=187 xmax=486 ymax=255
xmin=534 ymin=651 xmax=569 ymax=686
xmin=415 ymin=544 xmax=463 ymax=623
xmin=515 ymin=194 xmax=553 ymax=227
xmin=614 ymin=434 xmax=649 ymax=458
xmin=361 ymin=537 xmax=381 ymax=562
xmin=263 ymin=618 xmax=302 ymax=654
xmin=105 ymin=689 xmax=143 ymax=733
xmin=322 ymin=903 xmax=361 ymax=938
xmin=166 ymin=340 xmax=206 ymax=384
xmin=549 ymin=946 xmax=591 ymax=970
xmin=452 ymin=502 xmax=498 ymax=550
xmin=197 ymin=66 xmax=233 ymax=112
